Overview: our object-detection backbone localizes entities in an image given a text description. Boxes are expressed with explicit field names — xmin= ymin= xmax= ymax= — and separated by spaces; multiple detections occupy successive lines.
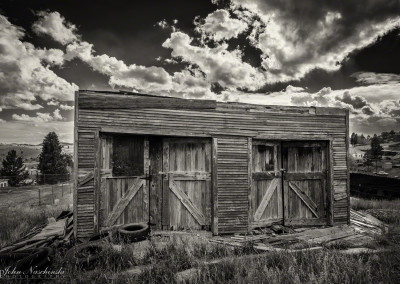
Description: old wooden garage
xmin=74 ymin=90 xmax=350 ymax=238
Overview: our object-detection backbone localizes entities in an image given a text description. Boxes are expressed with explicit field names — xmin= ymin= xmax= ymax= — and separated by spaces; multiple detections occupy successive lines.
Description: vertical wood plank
xmin=73 ymin=91 xmax=79 ymax=239
xmin=212 ymin=137 xmax=218 ymax=235
xmin=248 ymin=137 xmax=252 ymax=230
xmin=93 ymin=130 xmax=100 ymax=232
xmin=162 ymin=140 xmax=170 ymax=228
xmin=149 ymin=138 xmax=162 ymax=229
xmin=345 ymin=109 xmax=350 ymax=225
xmin=143 ymin=138 xmax=150 ymax=223
xmin=328 ymin=139 xmax=334 ymax=225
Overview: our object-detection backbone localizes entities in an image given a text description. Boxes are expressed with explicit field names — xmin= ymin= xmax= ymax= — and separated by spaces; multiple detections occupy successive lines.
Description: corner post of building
xmin=211 ymin=137 xmax=218 ymax=235
xmin=93 ymin=129 xmax=101 ymax=233
xmin=345 ymin=109 xmax=350 ymax=225
xmin=247 ymin=137 xmax=252 ymax=232
xmin=328 ymin=138 xmax=334 ymax=226
xmin=73 ymin=90 xmax=79 ymax=239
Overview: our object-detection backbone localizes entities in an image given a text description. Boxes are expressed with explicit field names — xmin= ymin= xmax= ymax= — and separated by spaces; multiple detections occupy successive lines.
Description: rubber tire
xmin=15 ymin=248 xmax=54 ymax=272
xmin=117 ymin=223 xmax=149 ymax=243
xmin=65 ymin=242 xmax=104 ymax=267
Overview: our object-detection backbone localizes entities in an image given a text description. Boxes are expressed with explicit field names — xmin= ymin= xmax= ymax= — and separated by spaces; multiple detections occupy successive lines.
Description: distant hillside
xmin=0 ymin=143 xmax=73 ymax=163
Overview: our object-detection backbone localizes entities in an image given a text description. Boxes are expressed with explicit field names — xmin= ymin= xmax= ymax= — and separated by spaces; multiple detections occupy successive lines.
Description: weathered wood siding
xmin=76 ymin=129 xmax=96 ymax=238
xmin=75 ymin=91 xmax=349 ymax=237
xmin=216 ymin=137 xmax=249 ymax=234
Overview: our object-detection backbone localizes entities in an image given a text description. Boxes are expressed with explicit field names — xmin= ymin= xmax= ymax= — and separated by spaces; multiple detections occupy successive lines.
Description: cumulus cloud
xmin=338 ymin=91 xmax=368 ymax=109
xmin=163 ymin=31 xmax=265 ymax=91
xmin=12 ymin=109 xmax=64 ymax=123
xmin=352 ymin=72 xmax=400 ymax=85
xmin=65 ymin=40 xmax=173 ymax=93
xmin=230 ymin=0 xmax=400 ymax=83
xmin=156 ymin=19 xmax=169 ymax=29
xmin=287 ymin=84 xmax=400 ymax=134
xmin=0 ymin=14 xmax=77 ymax=112
xmin=196 ymin=9 xmax=248 ymax=41
xmin=59 ymin=103 xmax=74 ymax=110
xmin=0 ymin=120 xmax=74 ymax=144
xmin=32 ymin=11 xmax=78 ymax=44
xmin=29 ymin=8 xmax=400 ymax=136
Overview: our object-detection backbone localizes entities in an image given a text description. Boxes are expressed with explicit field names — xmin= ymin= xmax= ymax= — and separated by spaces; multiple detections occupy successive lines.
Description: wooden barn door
xmin=162 ymin=138 xmax=212 ymax=230
xmin=282 ymin=141 xmax=328 ymax=226
xmin=250 ymin=141 xmax=282 ymax=228
xmin=98 ymin=134 xmax=149 ymax=228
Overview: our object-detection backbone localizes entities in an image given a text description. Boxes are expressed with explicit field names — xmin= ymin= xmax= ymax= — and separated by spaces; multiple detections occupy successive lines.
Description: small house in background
xmin=349 ymin=147 xmax=365 ymax=163
xmin=74 ymin=90 xmax=350 ymax=239
xmin=0 ymin=179 xmax=9 ymax=188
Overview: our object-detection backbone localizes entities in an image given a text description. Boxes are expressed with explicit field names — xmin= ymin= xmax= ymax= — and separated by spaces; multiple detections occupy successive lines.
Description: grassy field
xmin=0 ymin=184 xmax=72 ymax=247
xmin=0 ymin=183 xmax=73 ymax=208
xmin=0 ymin=196 xmax=399 ymax=283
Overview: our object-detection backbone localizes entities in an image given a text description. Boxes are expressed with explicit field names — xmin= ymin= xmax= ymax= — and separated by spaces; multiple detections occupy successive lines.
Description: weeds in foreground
xmin=0 ymin=205 xmax=68 ymax=247
xmin=47 ymin=233 xmax=400 ymax=284
xmin=351 ymin=197 xmax=400 ymax=211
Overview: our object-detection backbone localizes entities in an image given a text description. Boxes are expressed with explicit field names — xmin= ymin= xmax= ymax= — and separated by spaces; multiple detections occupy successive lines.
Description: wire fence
xmin=0 ymin=182 xmax=73 ymax=209
xmin=0 ymin=173 xmax=71 ymax=187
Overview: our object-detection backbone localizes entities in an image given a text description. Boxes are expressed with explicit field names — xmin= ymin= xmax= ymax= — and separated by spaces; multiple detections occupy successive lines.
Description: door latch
xmin=140 ymin=175 xmax=152 ymax=181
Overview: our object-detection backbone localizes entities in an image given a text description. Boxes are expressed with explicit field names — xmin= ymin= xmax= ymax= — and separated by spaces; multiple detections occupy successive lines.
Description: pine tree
xmin=370 ymin=134 xmax=383 ymax=173
xmin=38 ymin=132 xmax=70 ymax=184
xmin=0 ymin=150 xmax=28 ymax=186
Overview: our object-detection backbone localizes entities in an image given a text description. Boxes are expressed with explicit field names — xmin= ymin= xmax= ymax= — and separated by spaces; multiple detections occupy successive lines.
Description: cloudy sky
xmin=0 ymin=0 xmax=400 ymax=143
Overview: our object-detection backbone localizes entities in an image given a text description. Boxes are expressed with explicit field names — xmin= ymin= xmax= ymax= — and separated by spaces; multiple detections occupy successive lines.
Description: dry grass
xmin=46 ymin=234 xmax=400 ymax=284
xmin=1 ymin=196 xmax=400 ymax=283
xmin=0 ymin=204 xmax=69 ymax=248
xmin=351 ymin=197 xmax=400 ymax=224
xmin=350 ymin=197 xmax=400 ymax=211
xmin=0 ymin=185 xmax=72 ymax=248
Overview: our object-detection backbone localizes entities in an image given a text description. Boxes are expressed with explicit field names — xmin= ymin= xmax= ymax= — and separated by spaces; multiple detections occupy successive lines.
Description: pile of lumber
xmin=210 ymin=209 xmax=388 ymax=251
xmin=350 ymin=209 xmax=389 ymax=235
xmin=0 ymin=211 xmax=74 ymax=254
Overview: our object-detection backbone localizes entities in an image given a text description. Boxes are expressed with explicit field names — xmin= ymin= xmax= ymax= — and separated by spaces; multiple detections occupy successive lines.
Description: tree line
xmin=0 ymin=132 xmax=72 ymax=186
xmin=351 ymin=130 xmax=399 ymax=146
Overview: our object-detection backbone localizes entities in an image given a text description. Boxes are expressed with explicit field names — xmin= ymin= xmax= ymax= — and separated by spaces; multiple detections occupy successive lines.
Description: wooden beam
xmin=79 ymin=93 xmax=216 ymax=110
xmin=252 ymin=172 xmax=281 ymax=180
xmin=328 ymin=139 xmax=334 ymax=226
xmin=169 ymin=180 xmax=206 ymax=226
xmin=143 ymin=138 xmax=150 ymax=222
xmin=346 ymin=109 xmax=350 ymax=225
xmin=73 ymin=90 xmax=79 ymax=239
xmin=254 ymin=179 xmax=279 ymax=221
xmin=106 ymin=179 xmax=145 ymax=226
xmin=284 ymin=172 xmax=326 ymax=180
xmin=212 ymin=138 xmax=218 ymax=235
xmin=162 ymin=141 xmax=170 ymax=228
xmin=247 ymin=137 xmax=252 ymax=232
xmin=288 ymin=182 xmax=320 ymax=218
xmin=78 ymin=172 xmax=94 ymax=187
xmin=94 ymin=130 xmax=100 ymax=232
xmin=166 ymin=172 xmax=211 ymax=180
